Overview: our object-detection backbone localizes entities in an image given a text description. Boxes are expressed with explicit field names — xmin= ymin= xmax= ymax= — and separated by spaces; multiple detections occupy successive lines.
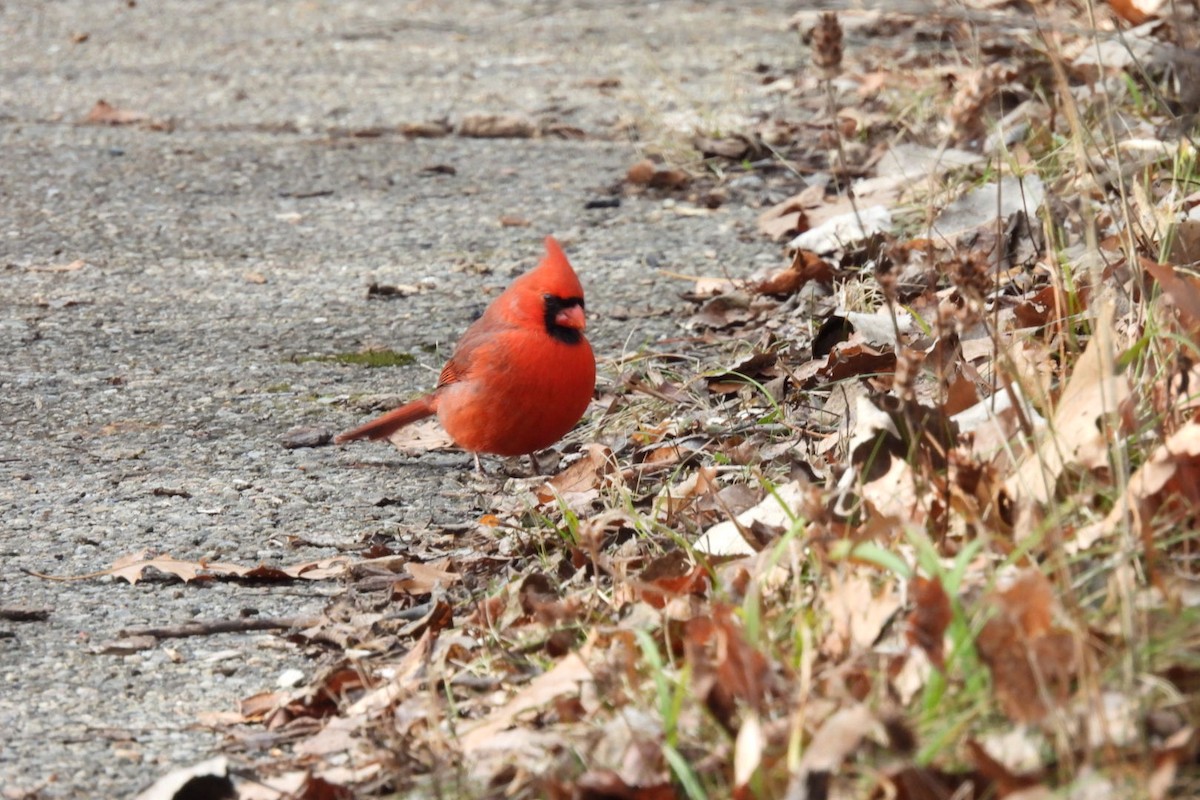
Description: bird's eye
xmin=543 ymin=293 xmax=554 ymax=302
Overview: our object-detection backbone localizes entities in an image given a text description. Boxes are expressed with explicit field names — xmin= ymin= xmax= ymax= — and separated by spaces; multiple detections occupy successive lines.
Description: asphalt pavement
xmin=0 ymin=2 xmax=793 ymax=795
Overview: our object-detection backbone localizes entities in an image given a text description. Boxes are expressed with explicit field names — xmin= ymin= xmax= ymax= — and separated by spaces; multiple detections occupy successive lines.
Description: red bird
xmin=336 ymin=236 xmax=596 ymax=460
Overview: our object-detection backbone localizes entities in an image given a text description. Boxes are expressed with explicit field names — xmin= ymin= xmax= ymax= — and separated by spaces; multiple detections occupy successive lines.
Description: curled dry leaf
xmin=625 ymin=158 xmax=691 ymax=190
xmin=83 ymin=98 xmax=151 ymax=126
xmin=818 ymin=342 xmax=896 ymax=383
xmin=788 ymin=204 xmax=892 ymax=255
xmin=1142 ymin=257 xmax=1200 ymax=339
xmin=1073 ymin=418 xmax=1200 ymax=557
xmin=536 ymin=443 xmax=617 ymax=504
xmin=94 ymin=551 xmax=350 ymax=585
xmin=1005 ymin=329 xmax=1131 ymax=507
xmin=975 ymin=570 xmax=1076 ymax=723
xmin=694 ymin=480 xmax=807 ymax=556
xmin=692 ymin=291 xmax=757 ymax=329
xmin=785 ymin=705 xmax=877 ymax=798
xmin=628 ymin=549 xmax=709 ymax=609
xmin=693 ymin=132 xmax=761 ymax=161
xmin=757 ymin=184 xmax=823 ymax=241
xmin=459 ymin=652 xmax=594 ymax=756
xmin=391 ymin=558 xmax=459 ymax=596
xmin=906 ymin=576 xmax=952 ymax=670
xmin=685 ymin=605 xmax=780 ymax=722
xmin=656 ymin=464 xmax=718 ymax=519
xmin=822 ymin=570 xmax=902 ymax=659
xmin=754 ymin=250 xmax=833 ymax=296
xmin=626 ymin=159 xmax=656 ymax=185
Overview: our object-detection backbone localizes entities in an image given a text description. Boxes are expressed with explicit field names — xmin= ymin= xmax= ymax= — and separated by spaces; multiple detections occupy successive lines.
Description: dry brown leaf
xmin=694 ymin=481 xmax=806 ymax=556
xmin=860 ymin=456 xmax=919 ymax=523
xmin=345 ymin=629 xmax=435 ymax=716
xmin=756 ymin=185 xmax=823 ymax=241
xmin=906 ymin=576 xmax=952 ymax=670
xmin=753 ymin=249 xmax=832 ymax=295
xmin=537 ymin=443 xmax=616 ymax=504
xmin=823 ymin=571 xmax=902 ymax=659
xmin=459 ymin=652 xmax=594 ymax=754
xmin=656 ymin=465 xmax=718 ymax=519
xmin=625 ymin=159 xmax=690 ymax=190
xmin=818 ymin=341 xmax=897 ymax=383
xmin=627 ymin=159 xmax=656 ymax=186
xmin=83 ymin=98 xmax=151 ymax=126
xmin=386 ymin=418 xmax=456 ymax=453
xmin=1143 ymin=257 xmax=1200 ymax=338
xmin=27 ymin=259 xmax=88 ymax=273
xmin=1074 ymin=419 xmax=1200 ymax=555
xmin=650 ymin=168 xmax=690 ymax=190
xmin=694 ymin=133 xmax=760 ymax=161
xmin=1149 ymin=726 xmax=1195 ymax=800
xmin=571 ymin=770 xmax=676 ymax=800
xmin=392 ymin=558 xmax=459 ymax=596
xmin=239 ymin=690 xmax=288 ymax=722
xmin=692 ymin=292 xmax=756 ymax=329
xmin=627 ymin=549 xmax=709 ymax=609
xmin=401 ymin=119 xmax=451 ymax=138
xmin=785 ymin=705 xmax=877 ymax=796
xmin=975 ymin=570 xmax=1076 ymax=723
xmin=1005 ymin=330 xmax=1130 ymax=506
xmin=458 ymin=113 xmax=537 ymax=138
xmin=100 ymin=551 xmax=350 ymax=585
xmin=685 ymin=605 xmax=779 ymax=720
xmin=110 ymin=552 xmax=204 ymax=584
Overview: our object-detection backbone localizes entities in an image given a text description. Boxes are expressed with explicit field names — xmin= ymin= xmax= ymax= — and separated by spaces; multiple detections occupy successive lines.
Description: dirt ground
xmin=0 ymin=1 xmax=797 ymax=796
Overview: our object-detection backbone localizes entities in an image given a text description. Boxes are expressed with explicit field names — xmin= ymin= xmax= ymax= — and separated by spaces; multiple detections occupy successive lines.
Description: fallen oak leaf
xmin=536 ymin=443 xmax=617 ymax=504
xmin=23 ymin=552 xmax=350 ymax=585
xmin=83 ymin=98 xmax=151 ymax=126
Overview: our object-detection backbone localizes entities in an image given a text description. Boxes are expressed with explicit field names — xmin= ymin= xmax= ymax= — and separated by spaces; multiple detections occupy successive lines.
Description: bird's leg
xmin=528 ymin=451 xmax=544 ymax=476
xmin=473 ymin=452 xmax=484 ymax=474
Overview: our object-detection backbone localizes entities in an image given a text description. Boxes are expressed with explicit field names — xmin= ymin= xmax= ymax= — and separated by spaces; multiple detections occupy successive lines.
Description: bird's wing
xmin=436 ymin=318 xmax=497 ymax=389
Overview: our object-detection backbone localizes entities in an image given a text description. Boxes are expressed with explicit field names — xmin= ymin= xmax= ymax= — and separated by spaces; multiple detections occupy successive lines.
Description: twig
xmin=0 ymin=606 xmax=52 ymax=622
xmin=119 ymin=616 xmax=319 ymax=640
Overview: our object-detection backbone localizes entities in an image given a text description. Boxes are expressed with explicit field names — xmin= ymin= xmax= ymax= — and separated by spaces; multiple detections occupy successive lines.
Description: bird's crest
xmin=522 ymin=236 xmax=585 ymax=300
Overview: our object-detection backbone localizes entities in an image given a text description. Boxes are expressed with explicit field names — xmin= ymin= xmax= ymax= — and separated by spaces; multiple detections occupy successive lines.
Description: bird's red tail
xmin=334 ymin=395 xmax=436 ymax=443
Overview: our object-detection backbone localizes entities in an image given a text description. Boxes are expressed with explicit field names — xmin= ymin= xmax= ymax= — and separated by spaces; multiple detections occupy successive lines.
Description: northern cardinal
xmin=335 ymin=236 xmax=596 ymax=460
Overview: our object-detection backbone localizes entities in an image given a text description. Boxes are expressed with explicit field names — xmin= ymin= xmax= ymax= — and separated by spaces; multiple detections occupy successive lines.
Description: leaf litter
xmin=138 ymin=2 xmax=1200 ymax=796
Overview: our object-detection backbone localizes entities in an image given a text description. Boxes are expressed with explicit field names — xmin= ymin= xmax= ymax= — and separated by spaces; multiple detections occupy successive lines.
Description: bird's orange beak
xmin=554 ymin=304 xmax=586 ymax=331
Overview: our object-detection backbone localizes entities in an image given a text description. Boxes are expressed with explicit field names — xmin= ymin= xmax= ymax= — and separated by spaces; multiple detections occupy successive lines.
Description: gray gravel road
xmin=1 ymin=2 xmax=794 ymax=796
